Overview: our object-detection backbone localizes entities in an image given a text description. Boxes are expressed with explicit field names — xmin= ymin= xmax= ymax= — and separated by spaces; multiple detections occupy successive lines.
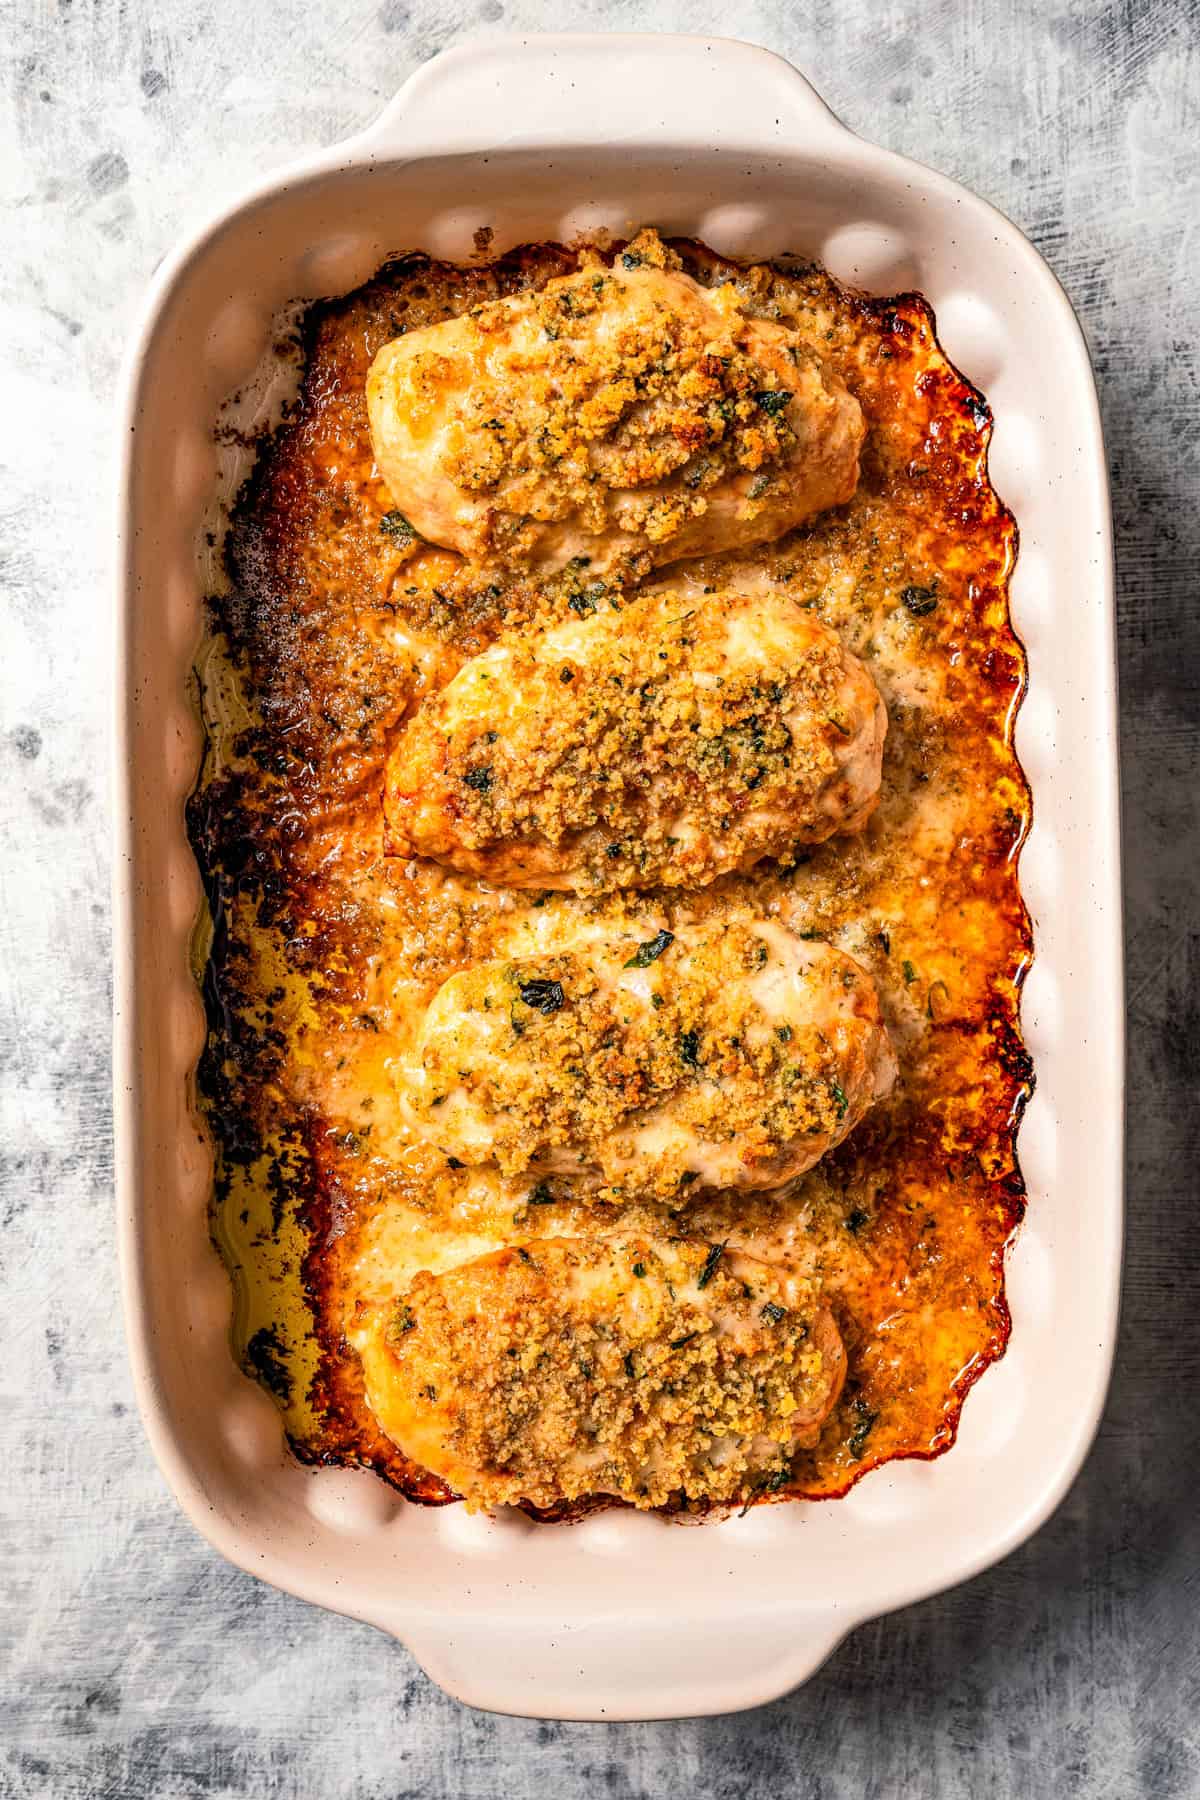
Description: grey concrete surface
xmin=2 ymin=1 xmax=1198 ymax=1795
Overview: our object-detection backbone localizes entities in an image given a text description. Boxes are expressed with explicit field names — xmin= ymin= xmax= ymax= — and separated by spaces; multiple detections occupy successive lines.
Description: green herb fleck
xmin=845 ymin=1207 xmax=869 ymax=1234
xmin=678 ymin=1029 xmax=702 ymax=1070
xmin=380 ymin=510 xmax=418 ymax=543
xmin=848 ymin=1396 xmax=879 ymax=1460
xmin=830 ymin=1081 xmax=849 ymax=1120
xmin=901 ymin=584 xmax=938 ymax=616
xmin=527 ymin=1182 xmax=556 ymax=1205
xmin=625 ymin=929 xmax=674 ymax=969
xmin=697 ymin=1240 xmax=727 ymax=1289
xmin=632 ymin=1261 xmax=647 ymax=1278
xmin=518 ymin=978 xmax=565 ymax=1015
xmin=463 ymin=765 xmax=492 ymax=792
xmin=902 ymin=959 xmax=917 ymax=985
xmin=754 ymin=389 xmax=790 ymax=416
xmin=761 ymin=1302 xmax=787 ymax=1325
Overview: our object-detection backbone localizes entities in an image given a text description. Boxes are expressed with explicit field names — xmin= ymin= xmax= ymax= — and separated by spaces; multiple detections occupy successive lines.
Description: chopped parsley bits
xmin=380 ymin=509 xmax=418 ymax=542
xmin=518 ymin=978 xmax=565 ymax=1014
xmin=463 ymin=765 xmax=493 ymax=792
xmin=696 ymin=1241 xmax=727 ymax=1289
xmin=624 ymin=929 xmax=675 ymax=968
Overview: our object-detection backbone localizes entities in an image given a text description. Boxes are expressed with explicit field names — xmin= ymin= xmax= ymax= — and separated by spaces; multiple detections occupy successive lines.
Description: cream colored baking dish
xmin=114 ymin=33 xmax=1122 ymax=1720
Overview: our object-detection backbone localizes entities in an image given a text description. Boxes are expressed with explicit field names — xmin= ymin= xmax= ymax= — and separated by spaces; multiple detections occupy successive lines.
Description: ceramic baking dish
xmin=113 ymin=32 xmax=1122 ymax=1721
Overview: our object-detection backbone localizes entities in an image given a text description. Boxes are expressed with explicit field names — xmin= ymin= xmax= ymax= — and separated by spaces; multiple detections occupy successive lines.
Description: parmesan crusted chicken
xmin=384 ymin=581 xmax=886 ymax=893
xmin=365 ymin=229 xmax=865 ymax=577
xmin=356 ymin=1236 xmax=847 ymax=1511
xmin=403 ymin=917 xmax=897 ymax=1197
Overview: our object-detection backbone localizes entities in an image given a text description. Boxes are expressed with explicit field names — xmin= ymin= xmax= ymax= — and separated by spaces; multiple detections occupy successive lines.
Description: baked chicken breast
xmin=402 ymin=917 xmax=896 ymax=1198
xmin=356 ymin=1236 xmax=847 ymax=1511
xmin=384 ymin=580 xmax=886 ymax=893
xmin=366 ymin=230 xmax=865 ymax=577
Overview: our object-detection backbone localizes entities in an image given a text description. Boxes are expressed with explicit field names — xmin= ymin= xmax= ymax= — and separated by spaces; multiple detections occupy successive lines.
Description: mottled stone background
xmin=2 ymin=1 xmax=1198 ymax=1794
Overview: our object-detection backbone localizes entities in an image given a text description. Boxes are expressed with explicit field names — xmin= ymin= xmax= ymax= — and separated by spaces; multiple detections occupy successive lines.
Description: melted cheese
xmin=196 ymin=232 xmax=1030 ymax=1514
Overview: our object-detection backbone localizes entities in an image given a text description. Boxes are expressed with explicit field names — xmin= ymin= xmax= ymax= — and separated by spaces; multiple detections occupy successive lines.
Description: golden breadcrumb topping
xmin=360 ymin=1236 xmax=844 ymax=1510
xmin=412 ymin=919 xmax=894 ymax=1197
xmin=448 ymin=232 xmax=797 ymax=549
xmin=366 ymin=228 xmax=864 ymax=575
xmin=384 ymin=578 xmax=885 ymax=892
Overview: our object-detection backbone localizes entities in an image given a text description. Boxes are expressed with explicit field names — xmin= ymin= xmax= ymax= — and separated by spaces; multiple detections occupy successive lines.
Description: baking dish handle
xmin=356 ymin=33 xmax=848 ymax=159
xmin=401 ymin=1607 xmax=851 ymax=1721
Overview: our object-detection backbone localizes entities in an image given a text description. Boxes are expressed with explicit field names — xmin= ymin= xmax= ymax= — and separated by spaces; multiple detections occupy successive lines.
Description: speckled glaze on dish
xmin=114 ymin=33 xmax=1122 ymax=1721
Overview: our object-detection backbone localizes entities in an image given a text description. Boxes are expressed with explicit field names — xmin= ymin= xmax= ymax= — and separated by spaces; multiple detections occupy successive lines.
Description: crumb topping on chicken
xmin=406 ymin=918 xmax=896 ymax=1198
xmin=385 ymin=578 xmax=886 ymax=892
xmin=355 ymin=1236 xmax=847 ymax=1511
xmin=366 ymin=229 xmax=865 ymax=576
